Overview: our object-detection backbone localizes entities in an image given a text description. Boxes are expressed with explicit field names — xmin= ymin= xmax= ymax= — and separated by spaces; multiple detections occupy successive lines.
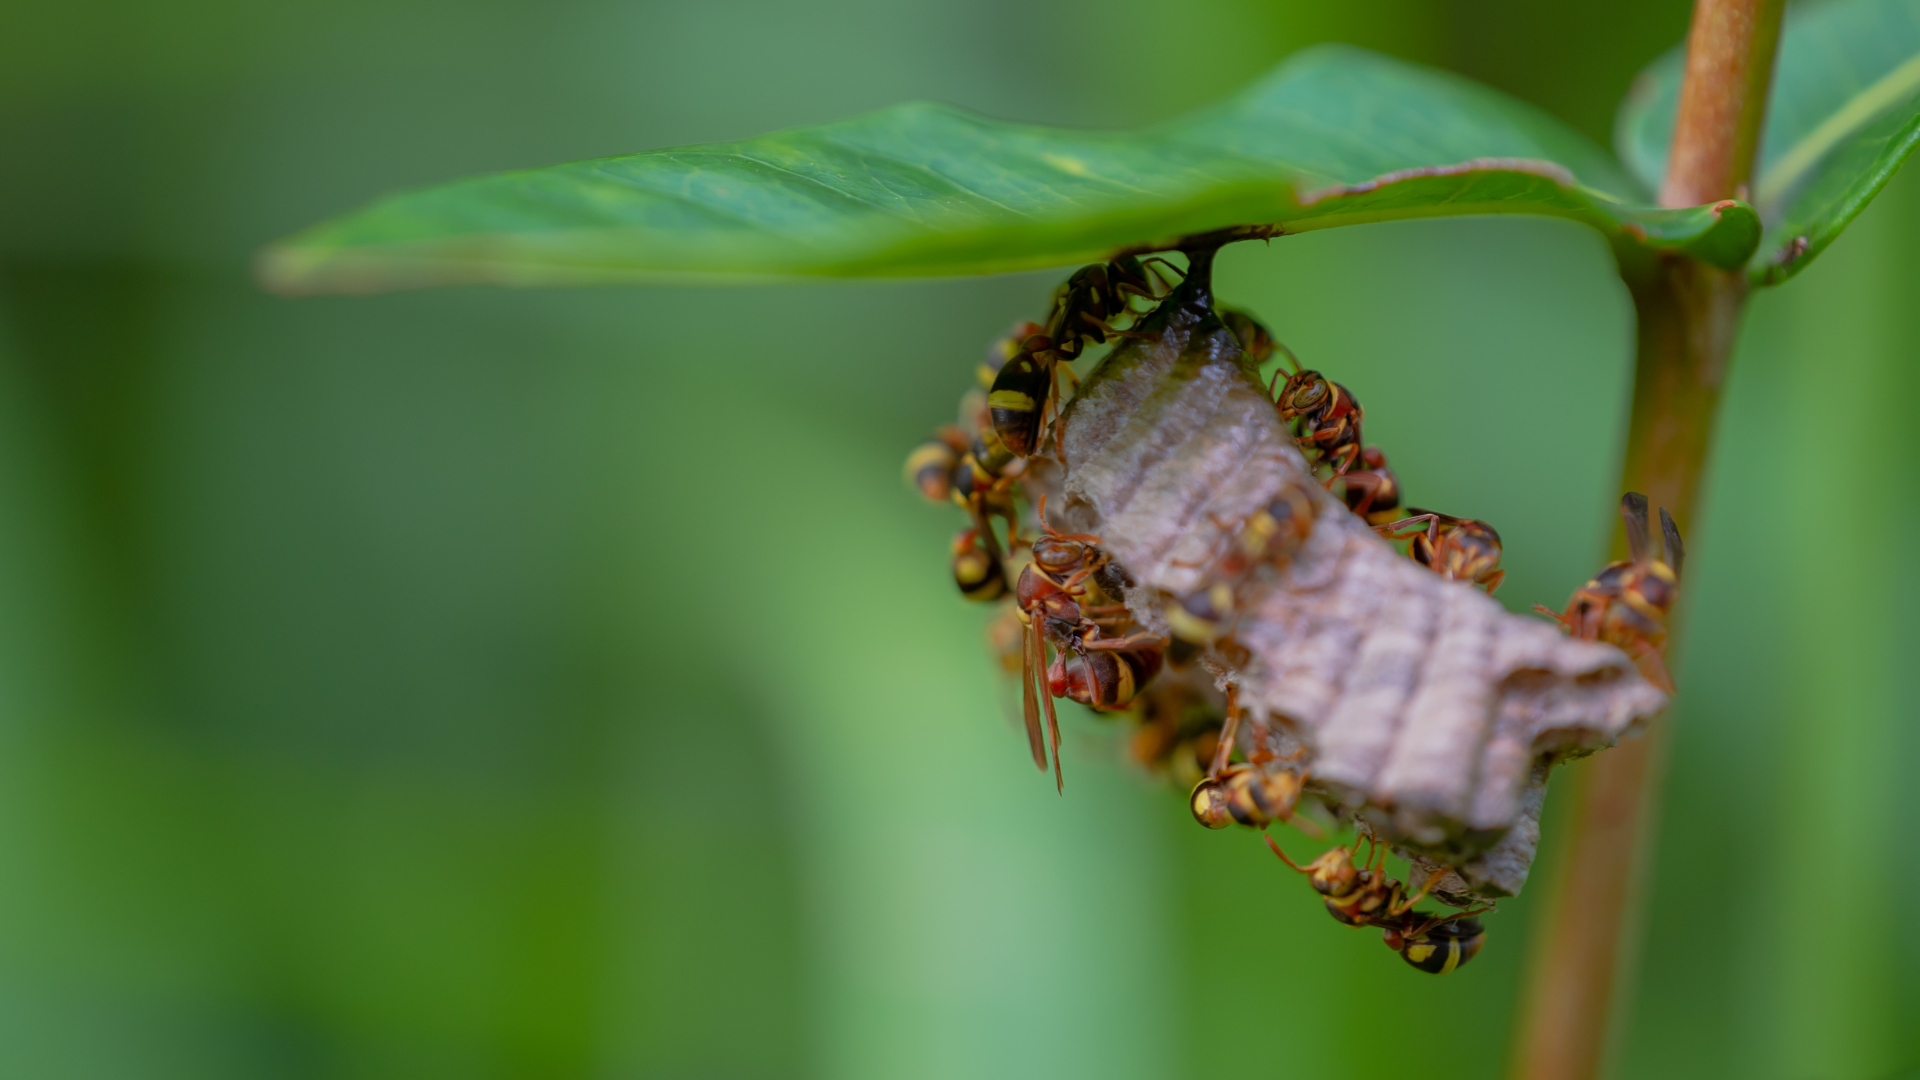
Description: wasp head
xmin=1189 ymin=777 xmax=1233 ymax=829
xmin=1276 ymin=371 xmax=1331 ymax=417
xmin=1305 ymin=846 xmax=1360 ymax=896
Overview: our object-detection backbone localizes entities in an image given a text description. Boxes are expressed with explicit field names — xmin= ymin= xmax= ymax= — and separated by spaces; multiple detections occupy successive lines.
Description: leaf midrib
xmin=1757 ymin=47 xmax=1920 ymax=208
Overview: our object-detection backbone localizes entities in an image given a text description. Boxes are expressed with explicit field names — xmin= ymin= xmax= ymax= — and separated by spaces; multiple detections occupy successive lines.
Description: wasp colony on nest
xmin=905 ymin=239 xmax=1678 ymax=976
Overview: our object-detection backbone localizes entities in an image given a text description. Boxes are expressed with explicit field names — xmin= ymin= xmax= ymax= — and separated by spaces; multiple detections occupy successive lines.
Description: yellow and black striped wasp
xmin=1265 ymin=832 xmax=1493 ymax=974
xmin=1381 ymin=912 xmax=1488 ymax=975
xmin=1271 ymin=352 xmax=1366 ymax=479
xmin=1164 ymin=481 xmax=1318 ymax=658
xmin=1535 ymin=491 xmax=1684 ymax=692
xmin=987 ymin=256 xmax=1182 ymax=458
xmin=1185 ymin=683 xmax=1323 ymax=836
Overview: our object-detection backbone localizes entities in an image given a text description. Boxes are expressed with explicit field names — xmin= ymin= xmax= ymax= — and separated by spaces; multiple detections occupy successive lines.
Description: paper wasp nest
xmin=1023 ymin=271 xmax=1668 ymax=903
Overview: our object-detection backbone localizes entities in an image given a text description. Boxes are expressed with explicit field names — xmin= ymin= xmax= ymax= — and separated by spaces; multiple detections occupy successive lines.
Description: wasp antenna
xmin=1274 ymin=340 xmax=1303 ymax=375
xmin=1659 ymin=507 xmax=1685 ymax=579
xmin=1620 ymin=492 xmax=1651 ymax=564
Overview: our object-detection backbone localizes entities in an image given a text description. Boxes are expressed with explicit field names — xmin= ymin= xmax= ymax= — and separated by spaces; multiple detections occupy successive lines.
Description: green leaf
xmin=262 ymin=46 xmax=1761 ymax=294
xmin=1618 ymin=0 xmax=1920 ymax=285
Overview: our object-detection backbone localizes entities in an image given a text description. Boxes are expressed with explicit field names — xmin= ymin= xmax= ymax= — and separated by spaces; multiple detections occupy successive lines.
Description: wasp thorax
xmin=1306 ymin=848 xmax=1359 ymax=896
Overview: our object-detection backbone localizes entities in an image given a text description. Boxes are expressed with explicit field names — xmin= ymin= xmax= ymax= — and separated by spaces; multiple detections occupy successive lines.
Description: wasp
xmin=1013 ymin=498 xmax=1164 ymax=790
xmin=1271 ymin=351 xmax=1366 ymax=478
xmin=1190 ymin=759 xmax=1309 ymax=831
xmin=988 ymin=257 xmax=1181 ymax=457
xmin=1221 ymin=307 xmax=1278 ymax=365
xmin=1381 ymin=510 xmax=1505 ymax=594
xmin=1165 ymin=481 xmax=1318 ymax=654
xmin=1534 ymin=491 xmax=1684 ymax=693
xmin=1126 ymin=680 xmax=1223 ymax=785
xmin=904 ymin=426 xmax=968 ymax=504
xmin=1381 ymin=912 xmax=1488 ymax=975
xmin=950 ymin=528 xmax=1007 ymax=601
xmin=1182 ymin=684 xmax=1325 ymax=837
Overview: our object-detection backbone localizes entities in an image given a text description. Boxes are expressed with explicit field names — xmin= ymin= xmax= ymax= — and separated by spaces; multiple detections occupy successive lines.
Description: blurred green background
xmin=1 ymin=0 xmax=1916 ymax=1077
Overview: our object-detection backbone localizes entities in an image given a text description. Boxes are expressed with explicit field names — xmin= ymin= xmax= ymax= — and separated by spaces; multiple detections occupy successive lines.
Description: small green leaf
xmin=1618 ymin=0 xmax=1920 ymax=285
xmin=263 ymin=46 xmax=1760 ymax=294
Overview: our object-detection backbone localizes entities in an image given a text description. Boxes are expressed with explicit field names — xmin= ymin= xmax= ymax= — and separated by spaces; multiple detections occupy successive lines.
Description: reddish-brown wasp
xmin=1271 ymin=351 xmax=1366 ymax=478
xmin=1014 ymin=497 xmax=1164 ymax=790
xmin=1381 ymin=509 xmax=1506 ymax=594
xmin=988 ymin=257 xmax=1181 ymax=458
xmin=1535 ymin=492 xmax=1684 ymax=693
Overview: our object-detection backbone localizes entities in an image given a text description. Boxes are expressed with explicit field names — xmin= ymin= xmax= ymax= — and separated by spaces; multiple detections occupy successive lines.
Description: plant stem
xmin=1508 ymin=2 xmax=1783 ymax=1079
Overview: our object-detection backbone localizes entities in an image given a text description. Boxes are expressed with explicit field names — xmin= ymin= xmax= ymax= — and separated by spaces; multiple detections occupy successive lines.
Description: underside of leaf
xmin=261 ymin=46 xmax=1760 ymax=295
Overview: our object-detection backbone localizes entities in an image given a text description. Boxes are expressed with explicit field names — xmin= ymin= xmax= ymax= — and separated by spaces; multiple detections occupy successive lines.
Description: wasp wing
xmin=1022 ymin=620 xmax=1048 ymax=772
xmin=1620 ymin=492 xmax=1651 ymax=564
xmin=1659 ymin=507 xmax=1685 ymax=579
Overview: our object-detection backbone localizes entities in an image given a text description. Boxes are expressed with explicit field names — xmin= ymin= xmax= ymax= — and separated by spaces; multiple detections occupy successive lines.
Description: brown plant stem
xmin=1508 ymin=2 xmax=1783 ymax=1079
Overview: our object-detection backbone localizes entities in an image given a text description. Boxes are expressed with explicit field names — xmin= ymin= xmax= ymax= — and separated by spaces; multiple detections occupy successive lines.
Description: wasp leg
xmin=1379 ymin=513 xmax=1441 ymax=545
xmin=1081 ymin=632 xmax=1165 ymax=652
xmin=1207 ymin=685 xmax=1241 ymax=781
xmin=1409 ymin=904 xmax=1496 ymax=939
xmin=1286 ymin=811 xmax=1326 ymax=841
xmin=1343 ymin=472 xmax=1388 ymax=519
xmin=1391 ymin=868 xmax=1449 ymax=917
xmin=1264 ymin=832 xmax=1313 ymax=875
xmin=1480 ymin=569 xmax=1505 ymax=595
xmin=1042 ymin=647 xmax=1065 ymax=794
xmin=1325 ymin=443 xmax=1361 ymax=479
xmin=1628 ymin=639 xmax=1676 ymax=695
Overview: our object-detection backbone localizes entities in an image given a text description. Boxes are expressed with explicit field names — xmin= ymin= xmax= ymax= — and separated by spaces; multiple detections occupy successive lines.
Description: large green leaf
xmin=1618 ymin=0 xmax=1920 ymax=284
xmin=261 ymin=46 xmax=1760 ymax=293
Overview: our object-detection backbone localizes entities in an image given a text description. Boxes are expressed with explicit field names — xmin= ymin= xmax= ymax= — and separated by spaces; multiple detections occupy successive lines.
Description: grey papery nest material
xmin=1023 ymin=262 xmax=1667 ymax=903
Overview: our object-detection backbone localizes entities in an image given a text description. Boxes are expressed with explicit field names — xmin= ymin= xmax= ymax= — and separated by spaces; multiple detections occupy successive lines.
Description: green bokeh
xmin=1 ymin=1 xmax=1916 ymax=1078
